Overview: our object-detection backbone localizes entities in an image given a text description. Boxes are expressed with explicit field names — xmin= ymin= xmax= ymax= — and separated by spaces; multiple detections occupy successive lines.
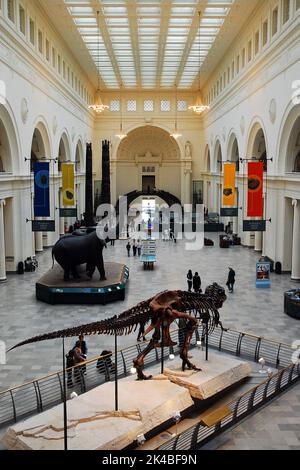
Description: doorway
xmin=142 ymin=175 xmax=155 ymax=193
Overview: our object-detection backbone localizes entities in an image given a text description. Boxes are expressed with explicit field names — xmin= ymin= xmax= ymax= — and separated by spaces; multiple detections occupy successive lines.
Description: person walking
xmin=132 ymin=239 xmax=137 ymax=257
xmin=193 ymin=272 xmax=201 ymax=293
xmin=126 ymin=241 xmax=131 ymax=257
xmin=137 ymin=239 xmax=142 ymax=256
xmin=227 ymin=267 xmax=236 ymax=293
xmin=187 ymin=270 xmax=193 ymax=292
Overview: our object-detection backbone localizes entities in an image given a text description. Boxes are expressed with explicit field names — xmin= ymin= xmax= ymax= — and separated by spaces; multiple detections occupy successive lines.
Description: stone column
xmin=233 ymin=216 xmax=238 ymax=235
xmin=110 ymin=160 xmax=117 ymax=207
xmin=35 ymin=229 xmax=43 ymax=253
xmin=184 ymin=168 xmax=192 ymax=205
xmin=292 ymin=199 xmax=300 ymax=281
xmin=0 ymin=200 xmax=7 ymax=281
xmin=203 ymin=180 xmax=208 ymax=208
xmin=254 ymin=229 xmax=262 ymax=252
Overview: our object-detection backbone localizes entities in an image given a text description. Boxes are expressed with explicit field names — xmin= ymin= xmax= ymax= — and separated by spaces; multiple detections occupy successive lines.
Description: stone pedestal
xmin=2 ymin=350 xmax=252 ymax=451
xmin=161 ymin=351 xmax=252 ymax=400
xmin=2 ymin=379 xmax=193 ymax=451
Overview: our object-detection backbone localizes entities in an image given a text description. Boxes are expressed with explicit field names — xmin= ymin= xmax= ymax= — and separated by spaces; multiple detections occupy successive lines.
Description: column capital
xmin=0 ymin=199 xmax=6 ymax=207
xmin=292 ymin=199 xmax=298 ymax=208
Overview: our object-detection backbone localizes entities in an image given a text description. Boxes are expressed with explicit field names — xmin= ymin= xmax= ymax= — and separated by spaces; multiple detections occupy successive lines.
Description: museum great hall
xmin=1 ymin=0 xmax=300 ymax=452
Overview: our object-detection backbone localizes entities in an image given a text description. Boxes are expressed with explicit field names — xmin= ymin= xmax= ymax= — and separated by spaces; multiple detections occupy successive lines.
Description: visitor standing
xmin=73 ymin=346 xmax=86 ymax=383
xmin=132 ymin=239 xmax=137 ymax=257
xmin=187 ymin=270 xmax=193 ymax=292
xmin=193 ymin=272 xmax=201 ymax=293
xmin=137 ymin=320 xmax=146 ymax=342
xmin=137 ymin=240 xmax=142 ymax=256
xmin=73 ymin=334 xmax=88 ymax=374
xmin=227 ymin=267 xmax=236 ymax=293
xmin=73 ymin=334 xmax=88 ymax=358
xmin=66 ymin=349 xmax=75 ymax=388
xmin=126 ymin=241 xmax=131 ymax=257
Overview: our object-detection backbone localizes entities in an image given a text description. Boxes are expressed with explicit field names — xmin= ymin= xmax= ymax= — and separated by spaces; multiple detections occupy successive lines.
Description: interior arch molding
xmin=116 ymin=125 xmax=181 ymax=162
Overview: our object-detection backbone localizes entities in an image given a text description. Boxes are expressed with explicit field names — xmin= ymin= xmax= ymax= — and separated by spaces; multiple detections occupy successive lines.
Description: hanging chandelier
xmin=170 ymin=84 xmax=182 ymax=139
xmin=189 ymin=11 xmax=210 ymax=115
xmin=88 ymin=11 xmax=109 ymax=114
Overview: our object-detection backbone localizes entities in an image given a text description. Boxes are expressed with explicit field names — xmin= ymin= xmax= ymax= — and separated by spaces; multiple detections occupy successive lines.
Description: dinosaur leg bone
xmin=133 ymin=327 xmax=160 ymax=380
xmin=172 ymin=310 xmax=202 ymax=373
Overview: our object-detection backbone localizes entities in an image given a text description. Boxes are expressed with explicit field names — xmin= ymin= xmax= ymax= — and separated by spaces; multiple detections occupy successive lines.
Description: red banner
xmin=247 ymin=162 xmax=264 ymax=217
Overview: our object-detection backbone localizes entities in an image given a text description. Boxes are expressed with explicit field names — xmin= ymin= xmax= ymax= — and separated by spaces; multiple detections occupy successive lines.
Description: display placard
xmin=59 ymin=208 xmax=78 ymax=218
xmin=221 ymin=208 xmax=238 ymax=217
xmin=32 ymin=220 xmax=56 ymax=232
xmin=256 ymin=262 xmax=271 ymax=289
xmin=243 ymin=220 xmax=266 ymax=232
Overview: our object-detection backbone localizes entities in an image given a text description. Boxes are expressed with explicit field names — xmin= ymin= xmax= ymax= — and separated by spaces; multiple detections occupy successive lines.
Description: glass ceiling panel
xmin=64 ymin=0 xmax=235 ymax=90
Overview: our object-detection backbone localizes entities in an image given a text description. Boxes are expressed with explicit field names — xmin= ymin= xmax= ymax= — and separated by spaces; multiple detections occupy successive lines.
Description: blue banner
xmin=34 ymin=162 xmax=50 ymax=217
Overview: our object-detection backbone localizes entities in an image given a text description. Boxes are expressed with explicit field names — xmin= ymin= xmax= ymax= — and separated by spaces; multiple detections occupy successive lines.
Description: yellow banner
xmin=222 ymin=163 xmax=236 ymax=207
xmin=62 ymin=163 xmax=75 ymax=207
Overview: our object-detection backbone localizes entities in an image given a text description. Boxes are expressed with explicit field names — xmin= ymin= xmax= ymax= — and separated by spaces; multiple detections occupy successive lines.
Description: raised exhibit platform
xmin=160 ymin=351 xmax=252 ymax=400
xmin=3 ymin=380 xmax=193 ymax=450
xmin=36 ymin=263 xmax=129 ymax=305
xmin=2 ymin=351 xmax=251 ymax=450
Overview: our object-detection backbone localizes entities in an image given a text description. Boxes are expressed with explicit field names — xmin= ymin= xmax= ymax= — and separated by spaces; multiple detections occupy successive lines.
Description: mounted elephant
xmin=52 ymin=231 xmax=107 ymax=281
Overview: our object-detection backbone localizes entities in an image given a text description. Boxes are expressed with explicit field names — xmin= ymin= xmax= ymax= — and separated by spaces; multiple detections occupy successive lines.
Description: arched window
xmin=294 ymin=151 xmax=300 ymax=172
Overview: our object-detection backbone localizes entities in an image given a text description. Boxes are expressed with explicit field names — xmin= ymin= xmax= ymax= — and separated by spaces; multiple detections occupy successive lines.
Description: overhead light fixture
xmin=88 ymin=11 xmax=109 ymax=114
xmin=115 ymin=83 xmax=127 ymax=140
xmin=189 ymin=11 xmax=210 ymax=115
xmin=170 ymin=84 xmax=182 ymax=139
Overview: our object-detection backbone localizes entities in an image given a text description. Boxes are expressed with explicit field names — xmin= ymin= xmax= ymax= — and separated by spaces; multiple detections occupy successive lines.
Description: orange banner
xmin=222 ymin=163 xmax=236 ymax=207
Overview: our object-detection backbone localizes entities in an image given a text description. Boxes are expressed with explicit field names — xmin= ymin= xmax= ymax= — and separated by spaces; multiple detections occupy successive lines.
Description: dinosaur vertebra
xmin=9 ymin=283 xmax=226 ymax=381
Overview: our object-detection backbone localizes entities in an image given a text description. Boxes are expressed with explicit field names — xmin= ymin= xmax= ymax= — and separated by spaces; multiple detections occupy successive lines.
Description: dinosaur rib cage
xmin=176 ymin=293 xmax=221 ymax=337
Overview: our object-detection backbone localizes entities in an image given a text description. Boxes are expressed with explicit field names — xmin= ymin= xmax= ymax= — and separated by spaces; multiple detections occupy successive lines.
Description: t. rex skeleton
xmin=9 ymin=283 xmax=227 ymax=380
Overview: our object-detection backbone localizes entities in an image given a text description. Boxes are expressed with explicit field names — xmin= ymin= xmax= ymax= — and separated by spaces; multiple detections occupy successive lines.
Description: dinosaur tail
xmin=8 ymin=301 xmax=152 ymax=352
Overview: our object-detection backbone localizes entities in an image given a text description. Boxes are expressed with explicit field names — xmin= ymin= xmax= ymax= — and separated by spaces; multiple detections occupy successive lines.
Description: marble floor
xmin=0 ymin=233 xmax=300 ymax=449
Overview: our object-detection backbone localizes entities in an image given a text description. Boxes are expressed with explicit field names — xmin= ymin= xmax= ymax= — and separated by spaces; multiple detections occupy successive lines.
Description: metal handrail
xmin=156 ymin=359 xmax=300 ymax=450
xmin=0 ymin=326 xmax=296 ymax=431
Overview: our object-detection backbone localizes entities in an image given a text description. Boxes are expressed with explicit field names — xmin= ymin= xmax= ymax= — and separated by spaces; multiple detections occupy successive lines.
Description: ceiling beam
xmin=91 ymin=0 xmax=123 ymax=87
xmin=155 ymin=0 xmax=173 ymax=89
xmin=175 ymin=0 xmax=206 ymax=89
xmin=126 ymin=0 xmax=141 ymax=89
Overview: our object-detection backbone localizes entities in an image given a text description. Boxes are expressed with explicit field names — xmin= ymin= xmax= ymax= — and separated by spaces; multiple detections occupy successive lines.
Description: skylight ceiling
xmin=63 ymin=0 xmax=235 ymax=90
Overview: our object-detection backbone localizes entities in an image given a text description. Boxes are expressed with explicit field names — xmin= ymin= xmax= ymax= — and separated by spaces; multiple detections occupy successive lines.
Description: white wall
xmin=200 ymin=0 xmax=300 ymax=271
xmin=0 ymin=1 xmax=94 ymax=271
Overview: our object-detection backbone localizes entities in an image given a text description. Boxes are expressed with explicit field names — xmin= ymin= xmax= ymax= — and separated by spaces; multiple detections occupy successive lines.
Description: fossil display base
xmin=2 ymin=379 xmax=193 ymax=450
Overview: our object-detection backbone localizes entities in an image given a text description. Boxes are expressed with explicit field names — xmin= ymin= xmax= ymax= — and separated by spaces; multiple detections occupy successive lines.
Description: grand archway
xmin=114 ymin=125 xmax=187 ymax=204
xmin=247 ymin=122 xmax=268 ymax=172
xmin=0 ymin=104 xmax=19 ymax=174
xmin=0 ymin=105 xmax=20 ymax=278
